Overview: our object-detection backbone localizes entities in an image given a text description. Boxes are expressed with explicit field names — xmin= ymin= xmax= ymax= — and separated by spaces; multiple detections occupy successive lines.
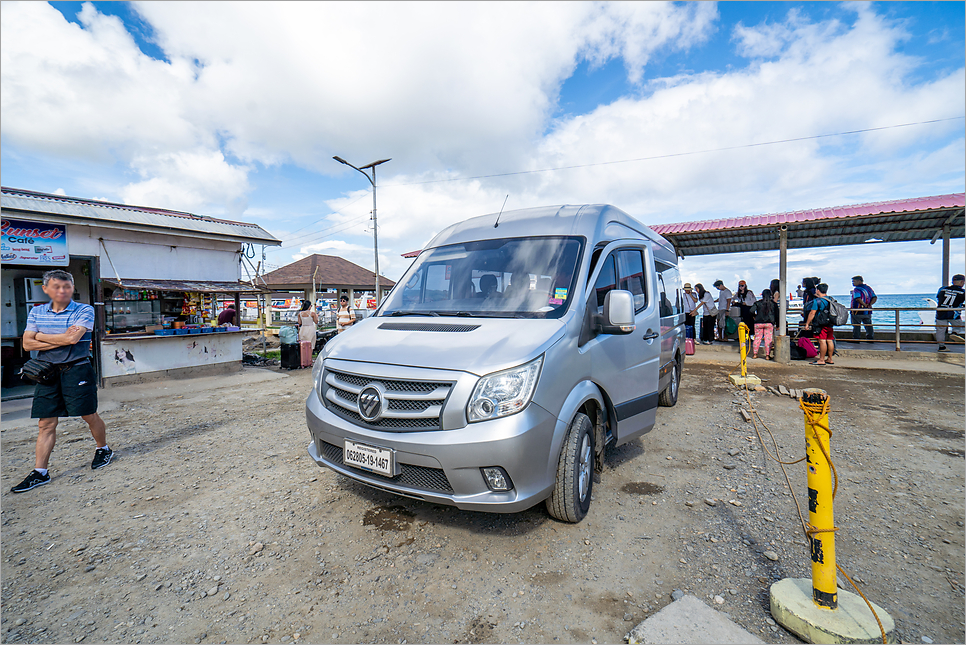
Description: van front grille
xmin=321 ymin=369 xmax=452 ymax=431
xmin=318 ymin=441 xmax=454 ymax=494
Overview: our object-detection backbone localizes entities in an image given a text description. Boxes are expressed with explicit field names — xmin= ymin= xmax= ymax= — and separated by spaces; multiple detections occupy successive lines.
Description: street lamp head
xmin=360 ymin=158 xmax=391 ymax=170
xmin=333 ymin=156 xmax=349 ymax=165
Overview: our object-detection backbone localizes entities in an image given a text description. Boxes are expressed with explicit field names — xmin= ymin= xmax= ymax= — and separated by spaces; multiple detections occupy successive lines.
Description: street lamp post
xmin=333 ymin=156 xmax=391 ymax=306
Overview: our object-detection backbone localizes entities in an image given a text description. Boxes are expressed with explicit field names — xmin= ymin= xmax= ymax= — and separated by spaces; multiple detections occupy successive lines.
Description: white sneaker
xmin=949 ymin=334 xmax=965 ymax=342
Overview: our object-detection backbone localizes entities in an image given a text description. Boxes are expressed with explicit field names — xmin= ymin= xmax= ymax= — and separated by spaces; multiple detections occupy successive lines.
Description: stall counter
xmin=99 ymin=330 xmax=254 ymax=386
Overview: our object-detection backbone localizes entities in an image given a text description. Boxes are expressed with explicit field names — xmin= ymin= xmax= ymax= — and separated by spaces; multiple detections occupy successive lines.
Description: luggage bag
xmin=300 ymin=340 xmax=313 ymax=368
xmin=280 ymin=343 xmax=301 ymax=370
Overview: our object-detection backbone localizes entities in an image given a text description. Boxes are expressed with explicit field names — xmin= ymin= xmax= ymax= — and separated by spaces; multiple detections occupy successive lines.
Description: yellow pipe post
xmin=801 ymin=388 xmax=837 ymax=610
xmin=738 ymin=322 xmax=749 ymax=377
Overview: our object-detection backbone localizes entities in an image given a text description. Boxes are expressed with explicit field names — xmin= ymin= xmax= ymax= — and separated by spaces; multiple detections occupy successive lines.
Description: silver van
xmin=305 ymin=205 xmax=685 ymax=522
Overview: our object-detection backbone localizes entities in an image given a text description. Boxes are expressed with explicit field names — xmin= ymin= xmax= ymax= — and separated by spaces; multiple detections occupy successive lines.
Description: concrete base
xmin=770 ymin=578 xmax=895 ymax=644
xmin=101 ymin=361 xmax=241 ymax=388
xmin=627 ymin=594 xmax=765 ymax=644
xmin=775 ymin=335 xmax=791 ymax=364
xmin=729 ymin=374 xmax=762 ymax=386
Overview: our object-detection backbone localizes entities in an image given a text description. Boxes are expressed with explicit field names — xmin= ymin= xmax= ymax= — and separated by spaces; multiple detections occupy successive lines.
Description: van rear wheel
xmin=658 ymin=356 xmax=680 ymax=407
xmin=546 ymin=412 xmax=595 ymax=523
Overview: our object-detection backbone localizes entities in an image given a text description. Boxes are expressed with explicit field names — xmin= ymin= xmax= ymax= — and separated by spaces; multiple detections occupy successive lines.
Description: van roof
xmin=426 ymin=204 xmax=676 ymax=257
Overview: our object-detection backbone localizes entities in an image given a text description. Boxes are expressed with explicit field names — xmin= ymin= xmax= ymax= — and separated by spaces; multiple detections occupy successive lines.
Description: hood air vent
xmin=378 ymin=322 xmax=481 ymax=332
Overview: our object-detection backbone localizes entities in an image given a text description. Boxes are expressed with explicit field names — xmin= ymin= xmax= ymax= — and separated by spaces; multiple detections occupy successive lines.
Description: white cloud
xmin=2 ymin=1 xmax=715 ymax=212
xmin=3 ymin=1 xmax=963 ymax=295
xmin=121 ymin=149 xmax=251 ymax=214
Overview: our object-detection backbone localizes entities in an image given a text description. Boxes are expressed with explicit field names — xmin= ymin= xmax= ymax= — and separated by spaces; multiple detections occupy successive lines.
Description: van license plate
xmin=344 ymin=440 xmax=394 ymax=477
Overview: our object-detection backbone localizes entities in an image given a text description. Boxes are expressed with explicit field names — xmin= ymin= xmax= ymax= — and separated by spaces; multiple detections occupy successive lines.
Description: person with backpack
xmin=804 ymin=282 xmax=836 ymax=365
xmin=750 ymin=288 xmax=777 ymax=359
xmin=849 ymin=276 xmax=877 ymax=340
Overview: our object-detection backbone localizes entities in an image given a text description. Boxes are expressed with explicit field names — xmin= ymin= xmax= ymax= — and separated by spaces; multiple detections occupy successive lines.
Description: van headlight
xmin=313 ymin=357 xmax=324 ymax=394
xmin=467 ymin=356 xmax=543 ymax=423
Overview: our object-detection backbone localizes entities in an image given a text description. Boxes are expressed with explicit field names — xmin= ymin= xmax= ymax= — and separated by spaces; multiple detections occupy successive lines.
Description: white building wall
xmin=68 ymin=225 xmax=240 ymax=282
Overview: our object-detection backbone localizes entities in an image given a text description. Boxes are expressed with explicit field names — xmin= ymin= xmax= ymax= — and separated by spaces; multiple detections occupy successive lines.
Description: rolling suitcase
xmin=280 ymin=343 xmax=301 ymax=370
xmin=300 ymin=340 xmax=313 ymax=368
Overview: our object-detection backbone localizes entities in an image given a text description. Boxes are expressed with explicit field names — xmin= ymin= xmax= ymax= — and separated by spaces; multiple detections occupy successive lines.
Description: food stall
xmin=98 ymin=279 xmax=265 ymax=384
xmin=1 ymin=187 xmax=279 ymax=392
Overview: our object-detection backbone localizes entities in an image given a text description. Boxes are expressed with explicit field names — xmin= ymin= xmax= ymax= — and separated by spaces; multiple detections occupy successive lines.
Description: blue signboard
xmin=1 ymin=218 xmax=69 ymax=266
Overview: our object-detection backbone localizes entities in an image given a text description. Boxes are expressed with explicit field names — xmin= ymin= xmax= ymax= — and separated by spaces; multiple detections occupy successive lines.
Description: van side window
xmin=617 ymin=250 xmax=647 ymax=312
xmin=656 ymin=262 xmax=682 ymax=317
xmin=594 ymin=254 xmax=616 ymax=310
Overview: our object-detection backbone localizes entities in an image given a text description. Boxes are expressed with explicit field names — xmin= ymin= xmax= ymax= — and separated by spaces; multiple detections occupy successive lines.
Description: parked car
xmin=305 ymin=204 xmax=685 ymax=522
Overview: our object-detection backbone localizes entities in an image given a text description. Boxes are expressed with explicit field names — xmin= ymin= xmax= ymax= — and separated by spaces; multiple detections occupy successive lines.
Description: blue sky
xmin=2 ymin=1 xmax=964 ymax=294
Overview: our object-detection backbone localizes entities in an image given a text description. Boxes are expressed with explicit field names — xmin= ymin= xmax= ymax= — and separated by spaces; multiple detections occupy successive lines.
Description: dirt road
xmin=2 ymin=357 xmax=963 ymax=644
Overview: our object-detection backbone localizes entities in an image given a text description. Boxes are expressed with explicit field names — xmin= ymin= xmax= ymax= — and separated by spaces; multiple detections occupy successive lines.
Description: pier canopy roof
xmin=651 ymin=193 xmax=965 ymax=257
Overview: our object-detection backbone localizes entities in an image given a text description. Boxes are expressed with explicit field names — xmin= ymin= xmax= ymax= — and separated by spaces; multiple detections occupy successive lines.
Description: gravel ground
xmin=1 ymin=357 xmax=963 ymax=644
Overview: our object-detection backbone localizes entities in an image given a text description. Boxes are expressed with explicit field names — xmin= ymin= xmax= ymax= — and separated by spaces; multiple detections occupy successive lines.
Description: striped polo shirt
xmin=25 ymin=300 xmax=95 ymax=364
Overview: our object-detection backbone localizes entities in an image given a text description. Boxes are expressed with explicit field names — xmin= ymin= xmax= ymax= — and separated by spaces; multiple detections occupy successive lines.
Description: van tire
xmin=658 ymin=356 xmax=680 ymax=407
xmin=546 ymin=412 xmax=595 ymax=523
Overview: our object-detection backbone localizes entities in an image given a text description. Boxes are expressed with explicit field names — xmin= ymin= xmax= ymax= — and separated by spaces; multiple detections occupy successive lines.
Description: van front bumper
xmin=305 ymin=389 xmax=560 ymax=513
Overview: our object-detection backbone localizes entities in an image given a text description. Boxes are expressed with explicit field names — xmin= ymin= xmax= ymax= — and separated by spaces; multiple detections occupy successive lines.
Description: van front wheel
xmin=546 ymin=412 xmax=595 ymax=523
xmin=658 ymin=356 xmax=680 ymax=407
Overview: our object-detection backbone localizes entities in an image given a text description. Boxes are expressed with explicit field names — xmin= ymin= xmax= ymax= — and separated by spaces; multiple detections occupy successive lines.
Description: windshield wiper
xmin=436 ymin=311 xmax=475 ymax=317
xmin=388 ymin=310 xmax=440 ymax=317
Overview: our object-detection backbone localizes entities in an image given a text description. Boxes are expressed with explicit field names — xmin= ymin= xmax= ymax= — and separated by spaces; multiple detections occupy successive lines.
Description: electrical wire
xmin=383 ymin=116 xmax=966 ymax=188
xmin=276 ymin=212 xmax=372 ymax=251
xmin=284 ymin=190 xmax=373 ymax=238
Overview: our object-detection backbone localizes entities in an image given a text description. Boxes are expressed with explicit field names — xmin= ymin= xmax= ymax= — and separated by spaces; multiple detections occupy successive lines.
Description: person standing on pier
xmin=694 ymin=283 xmax=716 ymax=344
xmin=936 ymin=274 xmax=965 ymax=352
xmin=804 ymin=282 xmax=836 ymax=365
xmin=751 ymin=288 xmax=777 ymax=359
xmin=849 ymin=276 xmax=877 ymax=340
xmin=713 ymin=280 xmax=732 ymax=341
xmin=682 ymin=283 xmax=698 ymax=339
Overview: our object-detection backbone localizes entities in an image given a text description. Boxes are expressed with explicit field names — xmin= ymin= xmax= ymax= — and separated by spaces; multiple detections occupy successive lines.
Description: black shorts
xmin=31 ymin=359 xmax=98 ymax=419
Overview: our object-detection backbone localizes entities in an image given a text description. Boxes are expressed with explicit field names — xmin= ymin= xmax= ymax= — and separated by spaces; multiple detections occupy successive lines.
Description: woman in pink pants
xmin=751 ymin=288 xmax=777 ymax=359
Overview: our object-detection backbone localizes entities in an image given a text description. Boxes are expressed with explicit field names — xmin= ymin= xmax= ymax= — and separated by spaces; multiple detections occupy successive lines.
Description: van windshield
xmin=381 ymin=236 xmax=584 ymax=319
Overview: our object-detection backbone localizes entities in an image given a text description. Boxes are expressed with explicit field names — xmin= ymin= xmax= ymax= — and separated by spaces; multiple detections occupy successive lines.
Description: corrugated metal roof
xmin=651 ymin=193 xmax=964 ymax=256
xmin=1 ymin=187 xmax=280 ymax=245
xmin=652 ymin=194 xmax=964 ymax=234
xmin=101 ymin=278 xmax=268 ymax=293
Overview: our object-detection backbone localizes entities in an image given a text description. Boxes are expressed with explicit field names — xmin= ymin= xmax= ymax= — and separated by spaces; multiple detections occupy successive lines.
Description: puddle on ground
xmin=363 ymin=505 xmax=415 ymax=531
xmin=621 ymin=482 xmax=664 ymax=496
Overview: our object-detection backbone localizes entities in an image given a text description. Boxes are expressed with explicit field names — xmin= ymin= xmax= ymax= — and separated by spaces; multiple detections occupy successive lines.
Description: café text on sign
xmin=1 ymin=218 xmax=69 ymax=266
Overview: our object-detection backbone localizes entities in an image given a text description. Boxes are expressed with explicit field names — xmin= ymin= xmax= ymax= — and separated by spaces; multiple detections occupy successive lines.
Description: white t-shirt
xmin=682 ymin=292 xmax=698 ymax=314
xmin=717 ymin=288 xmax=733 ymax=310
xmin=699 ymin=292 xmax=715 ymax=314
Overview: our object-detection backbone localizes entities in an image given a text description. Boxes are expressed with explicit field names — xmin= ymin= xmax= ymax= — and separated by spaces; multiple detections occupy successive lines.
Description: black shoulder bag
xmin=20 ymin=359 xmax=58 ymax=385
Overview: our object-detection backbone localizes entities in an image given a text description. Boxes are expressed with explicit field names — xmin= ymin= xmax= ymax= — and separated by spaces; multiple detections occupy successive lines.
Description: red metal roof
xmin=651 ymin=193 xmax=965 ymax=235
xmin=652 ymin=193 xmax=965 ymax=256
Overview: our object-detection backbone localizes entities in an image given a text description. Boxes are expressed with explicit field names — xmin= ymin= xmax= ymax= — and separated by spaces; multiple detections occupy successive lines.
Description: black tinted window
xmin=594 ymin=254 xmax=616 ymax=309
xmin=617 ymin=250 xmax=647 ymax=312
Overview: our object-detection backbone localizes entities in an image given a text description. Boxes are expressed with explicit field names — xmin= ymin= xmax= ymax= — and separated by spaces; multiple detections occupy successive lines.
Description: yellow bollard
xmin=728 ymin=322 xmax=760 ymax=386
xmin=738 ymin=322 xmax=749 ymax=377
xmin=801 ymin=388 xmax=837 ymax=609
xmin=771 ymin=387 xmax=895 ymax=643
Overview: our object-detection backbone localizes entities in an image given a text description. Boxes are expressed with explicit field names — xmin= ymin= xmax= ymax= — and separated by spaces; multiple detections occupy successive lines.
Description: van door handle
xmin=643 ymin=330 xmax=659 ymax=340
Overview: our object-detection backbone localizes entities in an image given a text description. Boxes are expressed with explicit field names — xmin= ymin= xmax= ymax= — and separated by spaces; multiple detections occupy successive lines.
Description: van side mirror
xmin=598 ymin=290 xmax=636 ymax=334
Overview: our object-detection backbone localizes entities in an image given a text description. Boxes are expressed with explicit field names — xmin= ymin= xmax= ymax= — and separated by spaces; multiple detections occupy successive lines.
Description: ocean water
xmin=822 ymin=293 xmax=938 ymax=329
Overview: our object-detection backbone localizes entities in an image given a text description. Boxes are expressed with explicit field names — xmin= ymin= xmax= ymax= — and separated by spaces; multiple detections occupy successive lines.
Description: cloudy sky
xmin=2 ymin=1 xmax=964 ymax=295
